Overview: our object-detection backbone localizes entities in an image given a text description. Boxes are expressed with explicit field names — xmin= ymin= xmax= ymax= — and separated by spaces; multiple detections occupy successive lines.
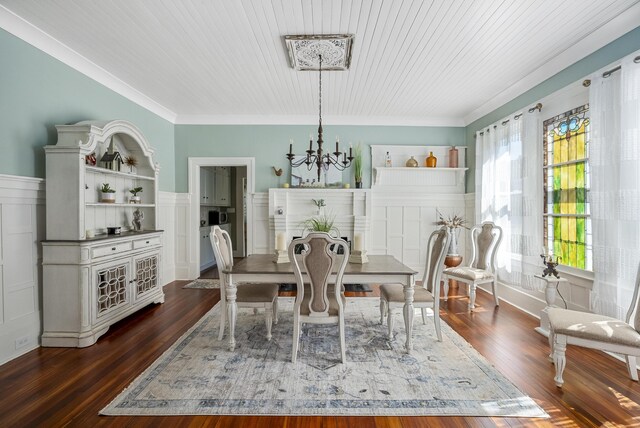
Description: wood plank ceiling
xmin=1 ymin=0 xmax=639 ymax=125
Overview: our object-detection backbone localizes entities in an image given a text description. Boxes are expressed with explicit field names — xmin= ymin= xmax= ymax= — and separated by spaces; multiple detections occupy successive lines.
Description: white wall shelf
xmin=86 ymin=166 xmax=155 ymax=180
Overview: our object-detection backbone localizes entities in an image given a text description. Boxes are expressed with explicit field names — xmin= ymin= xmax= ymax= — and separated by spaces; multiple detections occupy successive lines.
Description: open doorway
xmin=188 ymin=157 xmax=255 ymax=280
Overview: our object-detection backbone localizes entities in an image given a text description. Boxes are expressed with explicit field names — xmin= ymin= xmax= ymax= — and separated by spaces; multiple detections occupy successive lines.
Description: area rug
xmin=183 ymin=279 xmax=219 ymax=289
xmin=101 ymin=298 xmax=547 ymax=418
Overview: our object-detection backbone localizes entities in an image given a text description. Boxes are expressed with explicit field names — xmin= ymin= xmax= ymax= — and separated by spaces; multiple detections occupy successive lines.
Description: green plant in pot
xmin=129 ymin=186 xmax=143 ymax=204
xmin=100 ymin=183 xmax=116 ymax=203
xmin=353 ymin=143 xmax=363 ymax=188
xmin=301 ymin=213 xmax=339 ymax=237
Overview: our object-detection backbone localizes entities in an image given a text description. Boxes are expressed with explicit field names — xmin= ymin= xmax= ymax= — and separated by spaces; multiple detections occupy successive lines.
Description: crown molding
xmin=463 ymin=2 xmax=640 ymax=126
xmin=0 ymin=5 xmax=177 ymax=123
xmin=174 ymin=114 xmax=464 ymax=127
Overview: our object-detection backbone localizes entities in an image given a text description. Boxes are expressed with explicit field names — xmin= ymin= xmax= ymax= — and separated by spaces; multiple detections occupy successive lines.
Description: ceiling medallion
xmin=284 ymin=34 xmax=354 ymax=71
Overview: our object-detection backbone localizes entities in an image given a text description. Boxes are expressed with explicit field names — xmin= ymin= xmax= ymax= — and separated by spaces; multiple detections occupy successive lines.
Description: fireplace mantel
xmin=268 ymin=188 xmax=372 ymax=252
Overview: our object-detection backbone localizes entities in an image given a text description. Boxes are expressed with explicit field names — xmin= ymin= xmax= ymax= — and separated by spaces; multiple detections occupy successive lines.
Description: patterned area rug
xmin=183 ymin=279 xmax=220 ymax=289
xmin=101 ymin=298 xmax=547 ymax=417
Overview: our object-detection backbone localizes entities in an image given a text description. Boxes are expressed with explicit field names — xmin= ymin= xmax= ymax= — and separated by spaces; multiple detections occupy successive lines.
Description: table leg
xmin=403 ymin=275 xmax=415 ymax=353
xmin=226 ymin=277 xmax=237 ymax=351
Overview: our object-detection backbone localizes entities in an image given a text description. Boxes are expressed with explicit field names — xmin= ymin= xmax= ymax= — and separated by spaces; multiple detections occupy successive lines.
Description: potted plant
xmin=301 ymin=213 xmax=339 ymax=237
xmin=129 ymin=186 xmax=143 ymax=204
xmin=100 ymin=183 xmax=116 ymax=203
xmin=353 ymin=143 xmax=363 ymax=188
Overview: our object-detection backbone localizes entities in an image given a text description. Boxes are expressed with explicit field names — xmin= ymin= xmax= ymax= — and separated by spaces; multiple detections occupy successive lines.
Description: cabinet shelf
xmin=86 ymin=203 xmax=155 ymax=207
xmin=86 ymin=166 xmax=154 ymax=181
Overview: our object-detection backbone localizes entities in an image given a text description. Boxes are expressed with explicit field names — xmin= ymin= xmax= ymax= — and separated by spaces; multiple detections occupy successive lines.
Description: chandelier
xmin=286 ymin=54 xmax=353 ymax=183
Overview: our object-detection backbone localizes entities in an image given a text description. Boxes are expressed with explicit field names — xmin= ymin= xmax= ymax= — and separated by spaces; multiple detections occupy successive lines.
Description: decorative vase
xmin=100 ymin=192 xmax=116 ymax=203
xmin=405 ymin=156 xmax=419 ymax=167
xmin=355 ymin=181 xmax=363 ymax=188
xmin=426 ymin=152 xmax=437 ymax=168
xmin=448 ymin=146 xmax=459 ymax=168
xmin=129 ymin=196 xmax=141 ymax=204
xmin=447 ymin=227 xmax=460 ymax=255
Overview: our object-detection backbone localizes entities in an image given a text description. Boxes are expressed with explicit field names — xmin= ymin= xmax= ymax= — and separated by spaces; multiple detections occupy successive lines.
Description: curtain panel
xmin=475 ymin=112 xmax=543 ymax=291
xmin=590 ymin=52 xmax=640 ymax=318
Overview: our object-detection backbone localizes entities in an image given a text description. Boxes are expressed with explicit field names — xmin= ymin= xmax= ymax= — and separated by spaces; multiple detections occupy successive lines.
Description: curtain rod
xmin=583 ymin=55 xmax=640 ymax=87
xmin=477 ymin=103 xmax=542 ymax=136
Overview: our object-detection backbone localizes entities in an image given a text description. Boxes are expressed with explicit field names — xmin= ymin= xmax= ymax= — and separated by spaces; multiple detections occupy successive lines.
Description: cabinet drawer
xmin=92 ymin=242 xmax=132 ymax=258
xmin=133 ymin=236 xmax=161 ymax=250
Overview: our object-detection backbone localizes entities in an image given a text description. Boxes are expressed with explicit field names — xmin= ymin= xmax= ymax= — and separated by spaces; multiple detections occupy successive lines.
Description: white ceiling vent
xmin=284 ymin=34 xmax=354 ymax=71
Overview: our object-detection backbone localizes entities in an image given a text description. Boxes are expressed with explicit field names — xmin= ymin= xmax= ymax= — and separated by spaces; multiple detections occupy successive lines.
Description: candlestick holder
xmin=273 ymin=249 xmax=290 ymax=264
xmin=348 ymin=250 xmax=369 ymax=264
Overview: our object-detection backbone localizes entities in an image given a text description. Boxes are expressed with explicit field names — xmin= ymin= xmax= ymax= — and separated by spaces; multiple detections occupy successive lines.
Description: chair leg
xmin=469 ymin=283 xmax=477 ymax=311
xmin=491 ymin=280 xmax=499 ymax=306
xmin=443 ymin=279 xmax=449 ymax=301
xmin=387 ymin=307 xmax=394 ymax=339
xmin=552 ymin=334 xmax=567 ymax=387
xmin=218 ymin=302 xmax=227 ymax=341
xmin=379 ymin=299 xmax=386 ymax=325
xmin=273 ymin=297 xmax=279 ymax=325
xmin=292 ymin=316 xmax=300 ymax=363
xmin=421 ymin=308 xmax=427 ymax=325
xmin=339 ymin=317 xmax=346 ymax=364
xmin=548 ymin=330 xmax=554 ymax=362
xmin=626 ymin=355 xmax=639 ymax=381
xmin=264 ymin=305 xmax=273 ymax=341
xmin=433 ymin=308 xmax=442 ymax=342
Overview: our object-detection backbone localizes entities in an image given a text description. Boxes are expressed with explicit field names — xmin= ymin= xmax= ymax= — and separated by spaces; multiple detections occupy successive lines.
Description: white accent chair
xmin=379 ymin=227 xmax=451 ymax=341
xmin=548 ymin=263 xmax=640 ymax=387
xmin=210 ymin=226 xmax=279 ymax=341
xmin=289 ymin=232 xmax=350 ymax=363
xmin=441 ymin=222 xmax=502 ymax=311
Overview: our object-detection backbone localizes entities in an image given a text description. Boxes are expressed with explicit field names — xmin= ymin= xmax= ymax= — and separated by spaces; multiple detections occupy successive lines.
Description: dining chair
xmin=379 ymin=227 xmax=451 ymax=341
xmin=210 ymin=226 xmax=279 ymax=341
xmin=548 ymin=263 xmax=640 ymax=387
xmin=289 ymin=232 xmax=350 ymax=363
xmin=441 ymin=222 xmax=503 ymax=311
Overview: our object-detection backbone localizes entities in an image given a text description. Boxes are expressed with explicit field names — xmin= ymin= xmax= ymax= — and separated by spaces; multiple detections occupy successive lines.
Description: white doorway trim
xmin=188 ymin=157 xmax=255 ymax=279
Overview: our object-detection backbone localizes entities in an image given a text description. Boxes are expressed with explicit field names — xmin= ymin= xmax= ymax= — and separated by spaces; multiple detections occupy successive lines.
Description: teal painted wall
xmin=464 ymin=25 xmax=640 ymax=191
xmin=174 ymin=125 xmax=466 ymax=193
xmin=0 ymin=29 xmax=176 ymax=191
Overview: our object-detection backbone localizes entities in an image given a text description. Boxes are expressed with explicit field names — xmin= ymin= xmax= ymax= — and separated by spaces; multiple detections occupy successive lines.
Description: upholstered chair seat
xmin=548 ymin=263 xmax=640 ymax=387
xmin=380 ymin=284 xmax=436 ymax=304
xmin=379 ymin=227 xmax=451 ymax=341
xmin=443 ymin=267 xmax=494 ymax=281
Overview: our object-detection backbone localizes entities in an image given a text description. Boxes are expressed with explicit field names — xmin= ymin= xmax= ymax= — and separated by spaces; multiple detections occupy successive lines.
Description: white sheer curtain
xmin=590 ymin=53 xmax=640 ymax=318
xmin=475 ymin=111 xmax=543 ymax=290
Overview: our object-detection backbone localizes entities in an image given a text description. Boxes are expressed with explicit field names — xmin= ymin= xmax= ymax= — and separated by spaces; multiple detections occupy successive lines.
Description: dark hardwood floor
xmin=2 ymin=268 xmax=640 ymax=427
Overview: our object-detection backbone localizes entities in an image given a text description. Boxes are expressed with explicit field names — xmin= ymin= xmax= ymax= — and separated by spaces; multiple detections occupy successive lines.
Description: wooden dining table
xmin=223 ymin=254 xmax=418 ymax=353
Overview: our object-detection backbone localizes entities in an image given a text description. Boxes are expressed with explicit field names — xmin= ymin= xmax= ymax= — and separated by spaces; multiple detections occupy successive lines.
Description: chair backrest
xmin=627 ymin=263 xmax=640 ymax=331
xmin=289 ymin=232 xmax=349 ymax=317
xmin=469 ymin=222 xmax=502 ymax=272
xmin=420 ymin=227 xmax=452 ymax=296
xmin=209 ymin=226 xmax=234 ymax=296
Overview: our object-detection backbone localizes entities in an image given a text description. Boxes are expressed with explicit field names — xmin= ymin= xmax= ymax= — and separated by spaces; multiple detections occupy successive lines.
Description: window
xmin=543 ymin=104 xmax=592 ymax=270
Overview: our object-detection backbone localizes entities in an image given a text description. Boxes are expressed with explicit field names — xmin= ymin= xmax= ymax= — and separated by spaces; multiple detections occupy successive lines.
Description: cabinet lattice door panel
xmin=135 ymin=254 xmax=158 ymax=297
xmin=96 ymin=263 xmax=129 ymax=315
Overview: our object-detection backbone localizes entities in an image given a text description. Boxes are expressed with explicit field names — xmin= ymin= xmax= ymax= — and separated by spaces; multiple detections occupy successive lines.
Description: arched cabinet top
xmin=47 ymin=119 xmax=158 ymax=173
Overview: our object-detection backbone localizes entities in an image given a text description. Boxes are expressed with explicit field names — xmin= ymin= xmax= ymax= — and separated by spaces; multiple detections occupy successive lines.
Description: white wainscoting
xmin=371 ymin=191 xmax=467 ymax=278
xmin=0 ymin=175 xmax=45 ymax=365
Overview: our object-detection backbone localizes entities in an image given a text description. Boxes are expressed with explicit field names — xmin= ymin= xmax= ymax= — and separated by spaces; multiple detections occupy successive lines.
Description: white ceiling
xmin=1 ymin=0 xmax=639 ymax=126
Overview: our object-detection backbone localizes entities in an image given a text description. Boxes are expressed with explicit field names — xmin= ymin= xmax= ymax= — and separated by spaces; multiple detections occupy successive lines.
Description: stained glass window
xmin=543 ymin=105 xmax=592 ymax=270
